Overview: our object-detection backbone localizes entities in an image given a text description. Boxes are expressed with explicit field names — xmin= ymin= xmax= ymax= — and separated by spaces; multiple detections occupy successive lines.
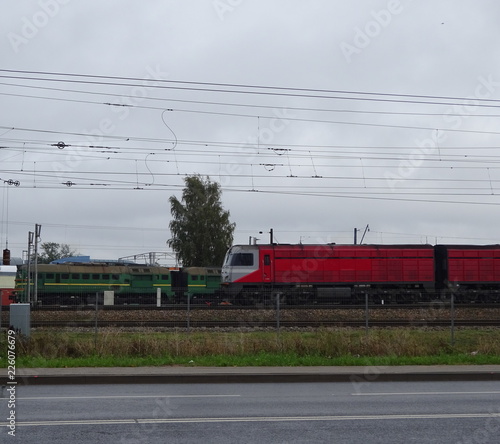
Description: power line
xmin=2 ymin=80 xmax=500 ymax=118
xmin=3 ymin=83 xmax=500 ymax=135
xmin=2 ymin=68 xmax=500 ymax=107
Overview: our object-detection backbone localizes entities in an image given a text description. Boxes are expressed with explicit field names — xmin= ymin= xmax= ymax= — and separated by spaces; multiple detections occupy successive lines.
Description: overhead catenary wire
xmin=2 ymin=80 xmax=500 ymax=118
xmin=3 ymin=123 xmax=500 ymax=155
xmin=2 ymin=70 xmax=500 ymax=214
xmin=3 ymin=217 xmax=498 ymax=249
xmin=2 ymin=68 xmax=500 ymax=107
xmin=2 ymin=87 xmax=500 ymax=136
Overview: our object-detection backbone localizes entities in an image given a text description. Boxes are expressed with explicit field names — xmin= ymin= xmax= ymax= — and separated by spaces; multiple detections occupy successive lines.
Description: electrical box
xmin=9 ymin=303 xmax=31 ymax=337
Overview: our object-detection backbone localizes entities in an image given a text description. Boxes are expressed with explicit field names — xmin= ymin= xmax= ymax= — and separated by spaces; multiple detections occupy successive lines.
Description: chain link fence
xmin=3 ymin=288 xmax=500 ymax=333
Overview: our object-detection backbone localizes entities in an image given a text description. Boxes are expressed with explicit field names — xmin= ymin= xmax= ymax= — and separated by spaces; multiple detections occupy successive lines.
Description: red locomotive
xmin=221 ymin=244 xmax=500 ymax=304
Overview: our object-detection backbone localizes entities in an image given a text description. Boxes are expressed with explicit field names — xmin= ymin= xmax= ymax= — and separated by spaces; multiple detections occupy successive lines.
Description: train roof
xmin=19 ymin=263 xmax=178 ymax=273
xmin=230 ymin=243 xmax=500 ymax=251
xmin=17 ymin=263 xmax=221 ymax=274
xmin=229 ymin=243 xmax=435 ymax=249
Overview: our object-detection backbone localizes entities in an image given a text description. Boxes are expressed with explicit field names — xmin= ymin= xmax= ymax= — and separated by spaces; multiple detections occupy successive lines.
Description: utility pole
xmin=33 ymin=224 xmax=41 ymax=304
xmin=26 ymin=231 xmax=34 ymax=303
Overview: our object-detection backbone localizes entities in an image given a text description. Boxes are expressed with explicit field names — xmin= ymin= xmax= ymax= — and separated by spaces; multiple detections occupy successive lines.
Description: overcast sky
xmin=2 ymin=0 xmax=500 ymax=265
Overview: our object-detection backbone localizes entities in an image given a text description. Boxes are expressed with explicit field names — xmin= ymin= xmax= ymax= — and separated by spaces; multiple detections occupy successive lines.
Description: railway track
xmin=29 ymin=319 xmax=500 ymax=328
xmin=4 ymin=305 xmax=498 ymax=329
xmin=6 ymin=303 xmax=500 ymax=311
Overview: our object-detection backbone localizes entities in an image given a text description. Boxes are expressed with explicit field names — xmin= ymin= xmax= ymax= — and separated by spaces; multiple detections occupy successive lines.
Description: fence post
xmin=450 ymin=292 xmax=455 ymax=346
xmin=365 ymin=293 xmax=369 ymax=335
xmin=94 ymin=292 xmax=99 ymax=351
xmin=187 ymin=291 xmax=190 ymax=333
xmin=276 ymin=291 xmax=280 ymax=333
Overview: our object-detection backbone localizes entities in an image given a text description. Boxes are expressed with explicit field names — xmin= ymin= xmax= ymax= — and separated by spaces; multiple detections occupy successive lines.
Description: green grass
xmin=2 ymin=328 xmax=500 ymax=368
xmin=10 ymin=352 xmax=500 ymax=369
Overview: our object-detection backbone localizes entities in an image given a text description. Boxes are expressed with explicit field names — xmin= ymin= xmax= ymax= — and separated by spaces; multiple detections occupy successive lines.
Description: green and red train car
xmin=15 ymin=262 xmax=221 ymax=305
xmin=10 ymin=243 xmax=500 ymax=306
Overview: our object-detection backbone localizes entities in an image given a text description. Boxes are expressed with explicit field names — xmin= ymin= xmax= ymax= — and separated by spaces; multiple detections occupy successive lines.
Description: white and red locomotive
xmin=221 ymin=243 xmax=500 ymax=304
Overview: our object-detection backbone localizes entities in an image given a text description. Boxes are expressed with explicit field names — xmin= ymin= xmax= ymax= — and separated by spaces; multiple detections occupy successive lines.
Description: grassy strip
xmin=2 ymin=328 xmax=500 ymax=368
xmin=12 ymin=352 xmax=500 ymax=369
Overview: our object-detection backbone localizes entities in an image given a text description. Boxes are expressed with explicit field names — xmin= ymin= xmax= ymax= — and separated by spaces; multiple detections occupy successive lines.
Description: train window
xmin=192 ymin=275 xmax=198 ymax=281
xmin=264 ymin=255 xmax=271 ymax=266
xmin=200 ymin=275 xmax=205 ymax=281
xmin=230 ymin=253 xmax=254 ymax=266
xmin=161 ymin=274 xmax=169 ymax=280
xmin=112 ymin=274 xmax=119 ymax=280
xmin=45 ymin=273 xmax=54 ymax=279
xmin=61 ymin=273 xmax=69 ymax=280
xmin=71 ymin=273 xmax=79 ymax=279
xmin=102 ymin=274 xmax=110 ymax=280
xmin=82 ymin=274 xmax=90 ymax=280
xmin=92 ymin=274 xmax=100 ymax=280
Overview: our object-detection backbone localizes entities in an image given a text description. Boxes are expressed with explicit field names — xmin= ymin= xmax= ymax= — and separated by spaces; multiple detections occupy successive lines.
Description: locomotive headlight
xmin=221 ymin=269 xmax=230 ymax=283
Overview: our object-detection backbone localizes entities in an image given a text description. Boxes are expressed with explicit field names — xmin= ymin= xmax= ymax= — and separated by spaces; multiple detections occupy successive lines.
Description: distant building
xmin=50 ymin=256 xmax=137 ymax=265
xmin=0 ymin=257 xmax=23 ymax=266
xmin=0 ymin=265 xmax=16 ymax=288
xmin=50 ymin=256 xmax=92 ymax=264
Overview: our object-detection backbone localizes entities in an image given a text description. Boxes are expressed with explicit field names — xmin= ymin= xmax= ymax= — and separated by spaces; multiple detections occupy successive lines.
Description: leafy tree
xmin=37 ymin=242 xmax=79 ymax=264
xmin=168 ymin=175 xmax=235 ymax=267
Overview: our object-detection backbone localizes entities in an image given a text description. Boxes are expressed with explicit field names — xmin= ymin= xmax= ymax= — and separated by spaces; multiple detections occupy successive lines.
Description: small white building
xmin=0 ymin=265 xmax=17 ymax=289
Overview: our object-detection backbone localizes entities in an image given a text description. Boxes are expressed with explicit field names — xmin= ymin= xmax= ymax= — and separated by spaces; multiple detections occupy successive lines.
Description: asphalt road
xmin=2 ymin=381 xmax=500 ymax=443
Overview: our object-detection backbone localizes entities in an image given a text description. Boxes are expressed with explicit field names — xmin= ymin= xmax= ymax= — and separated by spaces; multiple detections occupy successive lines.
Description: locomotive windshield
xmin=228 ymin=253 xmax=254 ymax=266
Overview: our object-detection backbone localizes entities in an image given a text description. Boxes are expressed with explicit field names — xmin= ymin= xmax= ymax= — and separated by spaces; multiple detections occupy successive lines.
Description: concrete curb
xmin=2 ymin=365 xmax=500 ymax=385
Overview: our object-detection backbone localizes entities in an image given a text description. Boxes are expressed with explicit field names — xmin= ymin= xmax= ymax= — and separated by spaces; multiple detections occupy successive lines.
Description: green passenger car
xmin=16 ymin=263 xmax=221 ymax=305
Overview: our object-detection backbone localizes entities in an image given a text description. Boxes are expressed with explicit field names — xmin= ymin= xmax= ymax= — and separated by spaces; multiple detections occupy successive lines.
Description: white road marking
xmin=16 ymin=394 xmax=241 ymax=400
xmin=352 ymin=391 xmax=500 ymax=396
xmin=2 ymin=413 xmax=500 ymax=427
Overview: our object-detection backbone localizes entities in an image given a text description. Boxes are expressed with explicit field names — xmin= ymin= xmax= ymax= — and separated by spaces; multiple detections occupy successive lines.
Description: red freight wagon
xmin=222 ymin=244 xmax=435 ymax=304
xmin=435 ymin=245 xmax=500 ymax=302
